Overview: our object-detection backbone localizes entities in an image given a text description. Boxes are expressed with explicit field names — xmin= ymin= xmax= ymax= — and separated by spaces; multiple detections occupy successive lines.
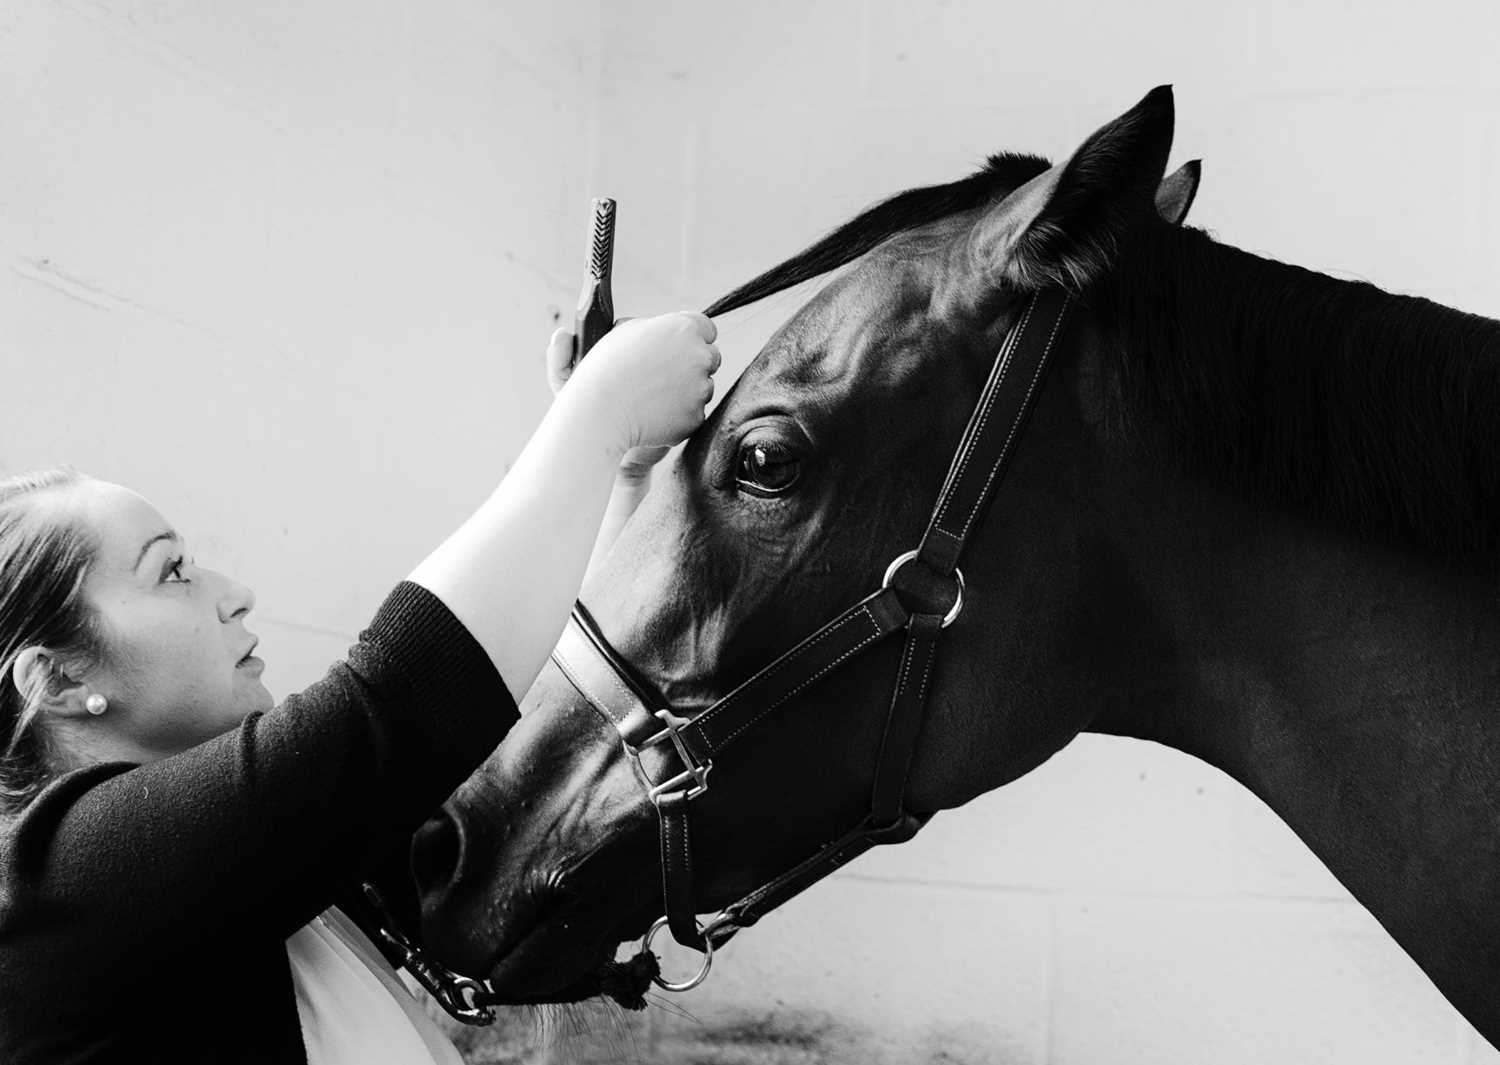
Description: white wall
xmin=1 ymin=0 xmax=602 ymax=681
xmin=4 ymin=2 xmax=1499 ymax=1063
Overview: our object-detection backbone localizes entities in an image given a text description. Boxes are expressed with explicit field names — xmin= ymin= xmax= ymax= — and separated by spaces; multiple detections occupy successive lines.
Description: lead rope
xmin=596 ymin=951 xmax=661 ymax=1010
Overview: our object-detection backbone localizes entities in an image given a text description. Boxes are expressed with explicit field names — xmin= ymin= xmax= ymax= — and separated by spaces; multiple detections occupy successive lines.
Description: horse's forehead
xmin=764 ymin=241 xmax=958 ymax=392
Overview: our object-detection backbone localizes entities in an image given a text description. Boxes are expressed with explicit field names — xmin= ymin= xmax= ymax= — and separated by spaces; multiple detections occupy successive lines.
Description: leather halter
xmin=551 ymin=289 xmax=1075 ymax=989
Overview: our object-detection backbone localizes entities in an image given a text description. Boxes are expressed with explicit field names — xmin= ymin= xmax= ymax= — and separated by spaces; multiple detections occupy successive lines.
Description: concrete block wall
xmin=1 ymin=0 xmax=601 ymax=671
xmin=5 ymin=1 xmax=1500 ymax=1062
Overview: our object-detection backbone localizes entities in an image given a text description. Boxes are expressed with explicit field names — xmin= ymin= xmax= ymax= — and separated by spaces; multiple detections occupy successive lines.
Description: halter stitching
xmin=709 ymin=605 xmax=881 ymax=752
xmin=897 ymin=626 xmax=942 ymax=801
xmin=932 ymin=298 xmax=1033 ymax=532
xmin=957 ymin=300 xmax=1065 ymax=543
xmin=554 ymin=649 xmax=626 ymax=727
xmin=893 ymin=623 xmax=917 ymax=698
xmin=697 ymin=606 xmax=876 ymax=749
xmin=596 ymin=654 xmax=643 ymax=718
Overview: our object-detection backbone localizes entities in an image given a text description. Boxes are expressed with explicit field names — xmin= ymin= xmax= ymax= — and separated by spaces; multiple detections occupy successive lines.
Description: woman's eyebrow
xmin=134 ymin=531 xmax=182 ymax=571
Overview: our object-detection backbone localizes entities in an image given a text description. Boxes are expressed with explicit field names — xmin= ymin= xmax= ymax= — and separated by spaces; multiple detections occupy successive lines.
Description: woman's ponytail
xmin=0 ymin=469 xmax=103 ymax=813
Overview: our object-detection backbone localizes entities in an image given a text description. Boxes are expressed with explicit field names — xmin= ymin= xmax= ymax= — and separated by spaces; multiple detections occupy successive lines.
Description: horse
xmin=408 ymin=86 xmax=1500 ymax=1044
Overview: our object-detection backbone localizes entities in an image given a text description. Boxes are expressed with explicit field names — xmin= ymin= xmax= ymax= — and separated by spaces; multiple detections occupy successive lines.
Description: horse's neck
xmin=1072 ymin=263 xmax=1500 ymax=1032
xmin=1094 ymin=454 xmax=1500 ymax=1032
xmin=1098 ymin=457 xmax=1500 ymax=856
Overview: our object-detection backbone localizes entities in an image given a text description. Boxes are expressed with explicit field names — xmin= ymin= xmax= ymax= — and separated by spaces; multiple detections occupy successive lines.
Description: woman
xmin=0 ymin=312 xmax=721 ymax=1064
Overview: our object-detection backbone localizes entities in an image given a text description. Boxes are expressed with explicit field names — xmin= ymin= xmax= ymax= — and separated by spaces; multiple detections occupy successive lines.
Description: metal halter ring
xmin=643 ymin=915 xmax=715 ymax=992
xmin=881 ymin=549 xmax=965 ymax=628
xmin=642 ymin=912 xmax=740 ymax=992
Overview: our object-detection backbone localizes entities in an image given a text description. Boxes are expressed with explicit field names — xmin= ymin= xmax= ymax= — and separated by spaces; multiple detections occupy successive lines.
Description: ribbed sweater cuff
xmin=360 ymin=580 xmax=516 ymax=746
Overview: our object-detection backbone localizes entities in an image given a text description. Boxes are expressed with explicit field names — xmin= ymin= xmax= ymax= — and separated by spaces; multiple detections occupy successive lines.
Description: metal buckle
xmin=642 ymin=912 xmax=740 ymax=992
xmin=881 ymin=549 xmax=965 ymax=628
xmin=624 ymin=709 xmax=713 ymax=804
xmin=406 ymin=964 xmax=496 ymax=1026
xmin=362 ymin=884 xmax=496 ymax=1026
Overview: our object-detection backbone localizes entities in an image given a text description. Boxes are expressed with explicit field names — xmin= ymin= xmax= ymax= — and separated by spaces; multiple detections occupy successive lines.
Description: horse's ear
xmin=969 ymin=85 xmax=1175 ymax=291
xmin=1156 ymin=159 xmax=1201 ymax=225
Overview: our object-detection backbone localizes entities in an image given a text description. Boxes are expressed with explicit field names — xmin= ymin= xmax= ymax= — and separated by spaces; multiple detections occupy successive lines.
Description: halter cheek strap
xmin=550 ymin=289 xmax=1075 ymax=983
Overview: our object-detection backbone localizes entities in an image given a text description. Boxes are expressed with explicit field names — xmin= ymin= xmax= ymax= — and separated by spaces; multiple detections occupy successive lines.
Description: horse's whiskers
xmin=644 ymin=992 xmax=701 ymax=1024
xmin=523 ymin=998 xmax=643 ymax=1063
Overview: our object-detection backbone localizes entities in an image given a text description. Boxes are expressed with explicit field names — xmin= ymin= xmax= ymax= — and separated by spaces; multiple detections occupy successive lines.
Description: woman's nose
xmin=213 ymin=570 xmax=257 ymax=622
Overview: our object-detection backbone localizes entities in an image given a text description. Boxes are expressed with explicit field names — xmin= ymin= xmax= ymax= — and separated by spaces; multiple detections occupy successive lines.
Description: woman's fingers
xmin=680 ymin=311 xmax=717 ymax=344
xmin=545 ymin=327 xmax=575 ymax=396
xmin=557 ymin=310 xmax=724 ymax=450
xmin=552 ymin=319 xmax=718 ymax=405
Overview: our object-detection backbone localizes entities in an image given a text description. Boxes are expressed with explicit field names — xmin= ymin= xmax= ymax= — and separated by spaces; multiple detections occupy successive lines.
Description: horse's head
xmin=415 ymin=88 xmax=1191 ymax=1001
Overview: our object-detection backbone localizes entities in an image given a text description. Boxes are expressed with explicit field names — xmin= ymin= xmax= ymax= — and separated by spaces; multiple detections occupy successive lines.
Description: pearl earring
xmin=84 ymin=694 xmax=108 ymax=716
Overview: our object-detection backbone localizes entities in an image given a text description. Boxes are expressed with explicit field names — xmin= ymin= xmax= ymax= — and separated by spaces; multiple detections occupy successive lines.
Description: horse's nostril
xmin=411 ymin=806 xmax=466 ymax=903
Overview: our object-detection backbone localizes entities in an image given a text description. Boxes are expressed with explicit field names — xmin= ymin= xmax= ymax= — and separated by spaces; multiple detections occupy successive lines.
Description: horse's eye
xmin=736 ymin=440 xmax=801 ymax=496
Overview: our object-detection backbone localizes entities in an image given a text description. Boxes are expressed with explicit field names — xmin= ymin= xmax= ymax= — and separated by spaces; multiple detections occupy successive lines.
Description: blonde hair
xmin=0 ymin=468 xmax=103 ymax=812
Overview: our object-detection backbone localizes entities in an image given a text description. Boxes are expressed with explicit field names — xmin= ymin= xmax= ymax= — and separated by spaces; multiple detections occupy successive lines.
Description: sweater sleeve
xmin=0 ymin=581 xmax=517 ymax=994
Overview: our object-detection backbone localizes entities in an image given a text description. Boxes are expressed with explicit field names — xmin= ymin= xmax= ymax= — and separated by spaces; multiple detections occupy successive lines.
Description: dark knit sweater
xmin=0 ymin=581 xmax=517 ymax=1064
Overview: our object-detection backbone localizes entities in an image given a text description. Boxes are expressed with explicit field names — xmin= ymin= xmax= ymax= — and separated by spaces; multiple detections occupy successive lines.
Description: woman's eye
xmin=164 ymin=557 xmax=191 ymax=584
xmin=736 ymin=440 xmax=801 ymax=496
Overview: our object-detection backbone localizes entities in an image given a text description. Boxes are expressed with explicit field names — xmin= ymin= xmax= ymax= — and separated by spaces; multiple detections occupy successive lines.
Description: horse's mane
xmin=1094 ymin=224 xmax=1500 ymax=562
xmin=706 ymin=158 xmax=1500 ymax=564
xmin=703 ymin=153 xmax=1051 ymax=317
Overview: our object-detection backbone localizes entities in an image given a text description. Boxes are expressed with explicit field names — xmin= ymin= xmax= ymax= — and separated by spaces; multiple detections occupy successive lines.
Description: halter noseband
xmin=551 ymin=289 xmax=1075 ymax=991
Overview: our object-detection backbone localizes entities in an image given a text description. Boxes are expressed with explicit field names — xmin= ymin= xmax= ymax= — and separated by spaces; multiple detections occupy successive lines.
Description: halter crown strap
xmin=919 ymin=292 xmax=1072 ymax=573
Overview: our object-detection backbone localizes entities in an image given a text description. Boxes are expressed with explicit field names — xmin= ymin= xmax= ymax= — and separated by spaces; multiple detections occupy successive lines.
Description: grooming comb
xmin=572 ymin=197 xmax=616 ymax=367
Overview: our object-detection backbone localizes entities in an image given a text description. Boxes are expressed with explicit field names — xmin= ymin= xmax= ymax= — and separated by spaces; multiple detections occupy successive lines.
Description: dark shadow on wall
xmin=433 ymin=1000 xmax=1031 ymax=1064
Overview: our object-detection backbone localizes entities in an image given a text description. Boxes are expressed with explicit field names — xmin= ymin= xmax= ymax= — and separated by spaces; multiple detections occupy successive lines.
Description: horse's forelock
xmin=704 ymin=153 xmax=1051 ymax=319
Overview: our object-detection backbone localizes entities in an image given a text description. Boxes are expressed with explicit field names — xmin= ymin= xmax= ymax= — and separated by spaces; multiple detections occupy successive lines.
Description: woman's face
xmin=69 ymin=480 xmax=273 ymax=761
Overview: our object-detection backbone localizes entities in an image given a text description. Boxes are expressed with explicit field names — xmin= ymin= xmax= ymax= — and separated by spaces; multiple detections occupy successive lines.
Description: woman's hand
xmin=547 ymin=313 xmax=721 ymax=458
xmin=546 ymin=325 xmax=686 ymax=481
xmin=408 ymin=312 xmax=721 ymax=702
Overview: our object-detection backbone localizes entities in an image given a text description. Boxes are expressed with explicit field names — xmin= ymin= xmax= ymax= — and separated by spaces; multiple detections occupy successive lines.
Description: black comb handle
xmin=573 ymin=198 xmax=616 ymax=367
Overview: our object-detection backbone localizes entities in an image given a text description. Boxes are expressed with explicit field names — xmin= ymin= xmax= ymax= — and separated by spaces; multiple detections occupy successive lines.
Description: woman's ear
xmin=11 ymin=646 xmax=94 ymax=720
xmin=969 ymin=85 xmax=1176 ymax=293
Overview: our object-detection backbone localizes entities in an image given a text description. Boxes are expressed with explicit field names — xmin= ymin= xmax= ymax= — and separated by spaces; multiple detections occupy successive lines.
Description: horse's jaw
xmin=414 ymin=665 xmax=666 ymax=1003
xmin=477 ymin=904 xmax=660 ymax=1005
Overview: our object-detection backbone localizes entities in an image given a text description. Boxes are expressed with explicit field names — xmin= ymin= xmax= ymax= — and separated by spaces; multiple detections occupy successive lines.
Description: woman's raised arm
xmin=407 ymin=311 xmax=719 ymax=704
